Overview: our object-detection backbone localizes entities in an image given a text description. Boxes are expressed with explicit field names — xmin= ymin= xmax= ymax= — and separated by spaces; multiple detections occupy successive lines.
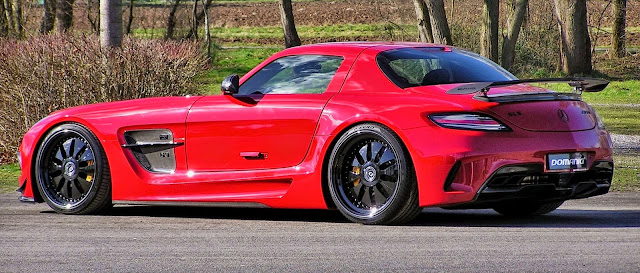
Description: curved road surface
xmin=1 ymin=192 xmax=639 ymax=272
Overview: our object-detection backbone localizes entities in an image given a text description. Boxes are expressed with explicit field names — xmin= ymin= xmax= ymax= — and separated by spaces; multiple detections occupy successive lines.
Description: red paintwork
xmin=18 ymin=42 xmax=613 ymax=209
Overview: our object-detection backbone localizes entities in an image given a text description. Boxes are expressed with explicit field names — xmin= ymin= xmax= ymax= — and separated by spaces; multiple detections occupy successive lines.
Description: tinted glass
xmin=238 ymin=55 xmax=344 ymax=95
xmin=377 ymin=48 xmax=517 ymax=88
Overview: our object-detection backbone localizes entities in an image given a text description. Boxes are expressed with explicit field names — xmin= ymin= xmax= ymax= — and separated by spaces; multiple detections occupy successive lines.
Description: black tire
xmin=492 ymin=200 xmax=564 ymax=217
xmin=35 ymin=123 xmax=112 ymax=214
xmin=327 ymin=123 xmax=420 ymax=225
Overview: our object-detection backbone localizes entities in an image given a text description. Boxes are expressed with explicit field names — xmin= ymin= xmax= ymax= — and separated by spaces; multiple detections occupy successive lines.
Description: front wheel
xmin=327 ymin=123 xmax=421 ymax=225
xmin=35 ymin=123 xmax=112 ymax=214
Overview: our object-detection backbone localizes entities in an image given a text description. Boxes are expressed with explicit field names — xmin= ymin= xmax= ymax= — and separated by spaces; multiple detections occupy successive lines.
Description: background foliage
xmin=0 ymin=34 xmax=207 ymax=162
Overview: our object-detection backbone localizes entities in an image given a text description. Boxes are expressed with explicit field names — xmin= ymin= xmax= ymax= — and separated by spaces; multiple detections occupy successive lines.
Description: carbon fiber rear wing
xmin=446 ymin=78 xmax=609 ymax=103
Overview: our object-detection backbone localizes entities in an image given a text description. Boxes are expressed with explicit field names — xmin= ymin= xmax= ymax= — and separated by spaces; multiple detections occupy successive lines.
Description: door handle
xmin=240 ymin=152 xmax=267 ymax=159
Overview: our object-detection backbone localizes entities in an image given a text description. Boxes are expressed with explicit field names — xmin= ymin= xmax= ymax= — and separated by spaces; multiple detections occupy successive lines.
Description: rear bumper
xmin=446 ymin=161 xmax=612 ymax=209
xmin=401 ymin=125 xmax=613 ymax=207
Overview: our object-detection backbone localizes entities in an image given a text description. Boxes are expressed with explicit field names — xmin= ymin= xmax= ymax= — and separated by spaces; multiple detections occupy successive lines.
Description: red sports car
xmin=17 ymin=42 xmax=614 ymax=224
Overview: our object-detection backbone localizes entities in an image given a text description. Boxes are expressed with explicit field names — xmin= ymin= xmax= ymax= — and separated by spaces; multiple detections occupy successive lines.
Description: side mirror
xmin=221 ymin=74 xmax=239 ymax=95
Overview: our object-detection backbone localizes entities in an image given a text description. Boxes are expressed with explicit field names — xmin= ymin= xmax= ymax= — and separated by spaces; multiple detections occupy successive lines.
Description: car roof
xmin=276 ymin=42 xmax=452 ymax=59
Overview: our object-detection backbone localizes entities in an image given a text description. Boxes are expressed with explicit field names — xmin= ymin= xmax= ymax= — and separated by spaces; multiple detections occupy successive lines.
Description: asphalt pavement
xmin=1 ymin=192 xmax=639 ymax=272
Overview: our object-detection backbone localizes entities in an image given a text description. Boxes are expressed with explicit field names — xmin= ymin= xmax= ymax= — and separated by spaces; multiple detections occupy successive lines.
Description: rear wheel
xmin=328 ymin=123 xmax=421 ymax=225
xmin=35 ymin=123 xmax=112 ymax=214
xmin=493 ymin=201 xmax=564 ymax=217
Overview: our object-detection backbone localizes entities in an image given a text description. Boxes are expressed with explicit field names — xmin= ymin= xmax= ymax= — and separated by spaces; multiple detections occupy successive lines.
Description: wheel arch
xmin=28 ymin=119 xmax=106 ymax=203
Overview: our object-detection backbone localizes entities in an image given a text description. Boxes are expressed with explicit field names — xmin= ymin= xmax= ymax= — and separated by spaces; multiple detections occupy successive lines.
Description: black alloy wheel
xmin=328 ymin=123 xmax=421 ymax=225
xmin=35 ymin=123 xmax=112 ymax=214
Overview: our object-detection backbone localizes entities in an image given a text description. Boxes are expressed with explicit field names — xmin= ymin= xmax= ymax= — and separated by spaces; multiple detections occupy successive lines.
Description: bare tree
xmin=279 ymin=0 xmax=301 ymax=48
xmin=100 ymin=0 xmax=122 ymax=48
xmin=202 ymin=0 xmax=211 ymax=60
xmin=12 ymin=0 xmax=22 ymax=37
xmin=3 ymin=0 xmax=15 ymax=33
xmin=501 ymin=0 xmax=528 ymax=70
xmin=0 ymin=0 xmax=7 ymax=37
xmin=184 ymin=0 xmax=212 ymax=39
xmin=39 ymin=0 xmax=56 ymax=33
xmin=56 ymin=0 xmax=74 ymax=32
xmin=424 ymin=0 xmax=452 ymax=45
xmin=611 ymin=0 xmax=626 ymax=58
xmin=412 ymin=0 xmax=433 ymax=43
xmin=125 ymin=0 xmax=134 ymax=35
xmin=553 ymin=0 xmax=591 ymax=75
xmin=165 ymin=0 xmax=180 ymax=39
xmin=481 ymin=0 xmax=499 ymax=62
xmin=191 ymin=0 xmax=197 ymax=39
xmin=87 ymin=0 xmax=99 ymax=34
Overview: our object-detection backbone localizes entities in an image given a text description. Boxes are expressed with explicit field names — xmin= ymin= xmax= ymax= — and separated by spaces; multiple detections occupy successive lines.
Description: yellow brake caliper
xmin=352 ymin=166 xmax=361 ymax=187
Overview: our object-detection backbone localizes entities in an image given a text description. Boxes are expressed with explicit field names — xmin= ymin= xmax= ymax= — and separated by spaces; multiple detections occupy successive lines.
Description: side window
xmin=238 ymin=55 xmax=344 ymax=95
xmin=388 ymin=58 xmax=447 ymax=86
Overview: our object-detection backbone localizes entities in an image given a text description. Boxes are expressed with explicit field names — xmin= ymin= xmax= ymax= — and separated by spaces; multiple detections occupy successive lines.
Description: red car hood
xmin=408 ymin=84 xmax=596 ymax=132
xmin=50 ymin=96 xmax=203 ymax=122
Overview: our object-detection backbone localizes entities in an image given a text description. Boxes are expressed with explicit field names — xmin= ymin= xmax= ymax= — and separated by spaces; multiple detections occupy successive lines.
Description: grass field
xmin=0 ymin=164 xmax=19 ymax=193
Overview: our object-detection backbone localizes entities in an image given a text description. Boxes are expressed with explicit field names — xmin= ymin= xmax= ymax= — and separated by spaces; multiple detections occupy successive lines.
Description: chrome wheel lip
xmin=331 ymin=135 xmax=401 ymax=219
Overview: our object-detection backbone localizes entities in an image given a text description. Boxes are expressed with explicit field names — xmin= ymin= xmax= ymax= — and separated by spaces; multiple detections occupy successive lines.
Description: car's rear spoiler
xmin=446 ymin=78 xmax=609 ymax=103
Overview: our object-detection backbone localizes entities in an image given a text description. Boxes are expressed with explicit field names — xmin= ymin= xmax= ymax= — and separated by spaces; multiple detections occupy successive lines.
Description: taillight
xmin=429 ymin=113 xmax=511 ymax=131
xmin=590 ymin=107 xmax=606 ymax=130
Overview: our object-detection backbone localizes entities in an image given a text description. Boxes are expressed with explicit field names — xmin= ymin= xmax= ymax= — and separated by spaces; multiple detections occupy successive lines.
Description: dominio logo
xmin=550 ymin=158 xmax=585 ymax=166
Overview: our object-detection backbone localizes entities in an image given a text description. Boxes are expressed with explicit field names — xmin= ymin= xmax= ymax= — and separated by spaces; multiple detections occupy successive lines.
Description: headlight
xmin=429 ymin=113 xmax=511 ymax=131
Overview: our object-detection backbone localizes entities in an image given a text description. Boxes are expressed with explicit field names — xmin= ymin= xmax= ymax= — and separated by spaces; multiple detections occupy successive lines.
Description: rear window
xmin=376 ymin=48 xmax=516 ymax=88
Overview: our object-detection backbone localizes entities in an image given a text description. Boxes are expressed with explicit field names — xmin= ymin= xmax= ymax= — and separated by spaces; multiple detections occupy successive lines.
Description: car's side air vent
xmin=122 ymin=129 xmax=182 ymax=173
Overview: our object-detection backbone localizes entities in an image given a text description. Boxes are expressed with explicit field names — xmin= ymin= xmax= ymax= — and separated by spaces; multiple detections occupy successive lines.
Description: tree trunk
xmin=39 ymin=0 xmax=56 ymax=33
xmin=87 ymin=0 xmax=99 ymax=34
xmin=424 ymin=0 xmax=452 ymax=45
xmin=56 ymin=0 xmax=74 ymax=32
xmin=201 ymin=0 xmax=211 ymax=61
xmin=125 ymin=0 xmax=134 ymax=35
xmin=12 ymin=0 xmax=21 ymax=37
xmin=501 ymin=0 xmax=528 ymax=70
xmin=191 ymin=0 xmax=197 ymax=39
xmin=0 ymin=0 xmax=7 ymax=37
xmin=100 ymin=0 xmax=123 ymax=48
xmin=553 ymin=0 xmax=592 ymax=75
xmin=611 ymin=0 xmax=626 ymax=58
xmin=279 ymin=0 xmax=301 ymax=48
xmin=481 ymin=0 xmax=499 ymax=62
xmin=412 ymin=0 xmax=433 ymax=43
xmin=165 ymin=0 xmax=180 ymax=39
xmin=184 ymin=0 xmax=211 ymax=39
xmin=3 ymin=0 xmax=14 ymax=33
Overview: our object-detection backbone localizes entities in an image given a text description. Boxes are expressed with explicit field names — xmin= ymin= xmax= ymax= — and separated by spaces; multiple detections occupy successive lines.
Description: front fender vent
xmin=122 ymin=129 xmax=182 ymax=173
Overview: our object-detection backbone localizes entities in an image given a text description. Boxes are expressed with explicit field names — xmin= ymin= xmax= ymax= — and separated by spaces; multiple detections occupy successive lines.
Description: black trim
xmin=445 ymin=161 xmax=613 ymax=209
xmin=473 ymin=92 xmax=582 ymax=103
xmin=443 ymin=161 xmax=461 ymax=191
xmin=121 ymin=142 xmax=183 ymax=149
xmin=446 ymin=78 xmax=609 ymax=95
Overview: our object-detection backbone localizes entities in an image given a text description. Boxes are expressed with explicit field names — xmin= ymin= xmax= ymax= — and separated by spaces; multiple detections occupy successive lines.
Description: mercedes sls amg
xmin=17 ymin=42 xmax=614 ymax=224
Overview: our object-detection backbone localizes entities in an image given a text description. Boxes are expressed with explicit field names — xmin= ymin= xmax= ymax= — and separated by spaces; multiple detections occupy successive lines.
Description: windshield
xmin=376 ymin=48 xmax=517 ymax=88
